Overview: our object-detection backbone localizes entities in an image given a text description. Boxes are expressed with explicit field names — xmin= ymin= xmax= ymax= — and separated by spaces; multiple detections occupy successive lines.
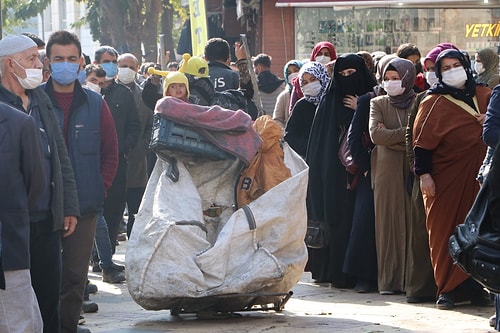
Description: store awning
xmin=275 ymin=0 xmax=498 ymax=8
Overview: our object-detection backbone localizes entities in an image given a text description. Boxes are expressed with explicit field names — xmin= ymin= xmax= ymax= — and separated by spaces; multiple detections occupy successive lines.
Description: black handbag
xmin=305 ymin=220 xmax=330 ymax=249
xmin=449 ymin=179 xmax=500 ymax=293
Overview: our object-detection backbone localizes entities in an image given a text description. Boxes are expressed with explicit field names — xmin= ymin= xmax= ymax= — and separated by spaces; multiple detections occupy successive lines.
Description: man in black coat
xmin=0 ymin=35 xmax=80 ymax=333
xmin=0 ymin=100 xmax=46 ymax=333
xmin=95 ymin=46 xmax=141 ymax=254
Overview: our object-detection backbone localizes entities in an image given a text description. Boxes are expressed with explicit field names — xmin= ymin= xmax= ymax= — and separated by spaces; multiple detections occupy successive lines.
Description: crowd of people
xmin=1 ymin=28 xmax=500 ymax=333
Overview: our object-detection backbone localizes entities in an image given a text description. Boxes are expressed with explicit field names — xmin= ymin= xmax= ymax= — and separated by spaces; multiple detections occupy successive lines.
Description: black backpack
xmin=449 ymin=178 xmax=500 ymax=293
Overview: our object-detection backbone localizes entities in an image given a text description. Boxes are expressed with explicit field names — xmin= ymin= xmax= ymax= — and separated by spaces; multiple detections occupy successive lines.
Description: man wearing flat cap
xmin=0 ymin=35 xmax=80 ymax=333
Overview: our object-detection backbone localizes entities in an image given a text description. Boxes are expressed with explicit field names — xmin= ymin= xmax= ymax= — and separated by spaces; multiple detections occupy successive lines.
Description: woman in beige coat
xmin=369 ymin=58 xmax=416 ymax=294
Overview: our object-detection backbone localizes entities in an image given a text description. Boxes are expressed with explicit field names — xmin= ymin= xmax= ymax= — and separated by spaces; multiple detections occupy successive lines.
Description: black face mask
xmin=337 ymin=71 xmax=363 ymax=97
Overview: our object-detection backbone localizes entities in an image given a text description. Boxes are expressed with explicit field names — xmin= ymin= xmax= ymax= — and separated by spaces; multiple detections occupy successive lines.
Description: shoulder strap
xmin=442 ymin=94 xmax=479 ymax=118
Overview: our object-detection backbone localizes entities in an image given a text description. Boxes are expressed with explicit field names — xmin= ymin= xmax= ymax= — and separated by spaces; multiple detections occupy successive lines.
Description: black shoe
xmin=81 ymin=300 xmax=98 ymax=313
xmin=354 ymin=280 xmax=377 ymax=293
xmin=111 ymin=262 xmax=125 ymax=272
xmin=436 ymin=292 xmax=454 ymax=310
xmin=406 ymin=296 xmax=435 ymax=304
xmin=92 ymin=262 xmax=102 ymax=273
xmin=471 ymin=289 xmax=493 ymax=307
xmin=102 ymin=268 xmax=126 ymax=284
xmin=85 ymin=281 xmax=98 ymax=294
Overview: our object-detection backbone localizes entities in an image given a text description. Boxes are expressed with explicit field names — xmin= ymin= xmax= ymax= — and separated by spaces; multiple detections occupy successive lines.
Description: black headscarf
xmin=332 ymin=53 xmax=378 ymax=100
xmin=428 ymin=49 xmax=477 ymax=105
xmin=328 ymin=53 xmax=378 ymax=125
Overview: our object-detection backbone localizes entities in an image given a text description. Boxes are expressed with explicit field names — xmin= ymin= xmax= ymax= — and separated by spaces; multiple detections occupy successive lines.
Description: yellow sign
xmin=466 ymin=23 xmax=500 ymax=38
xmin=189 ymin=0 xmax=208 ymax=56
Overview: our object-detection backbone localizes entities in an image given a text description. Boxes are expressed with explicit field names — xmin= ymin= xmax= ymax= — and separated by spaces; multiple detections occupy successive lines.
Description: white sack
xmin=126 ymin=144 xmax=308 ymax=310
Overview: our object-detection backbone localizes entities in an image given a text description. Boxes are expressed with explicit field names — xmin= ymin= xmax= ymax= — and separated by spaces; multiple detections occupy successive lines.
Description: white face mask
xmin=13 ymin=59 xmax=43 ymax=89
xmin=301 ymin=80 xmax=322 ymax=97
xmin=288 ymin=72 xmax=299 ymax=81
xmin=315 ymin=55 xmax=331 ymax=65
xmin=441 ymin=66 xmax=468 ymax=89
xmin=426 ymin=71 xmax=439 ymax=86
xmin=117 ymin=67 xmax=137 ymax=84
xmin=85 ymin=81 xmax=101 ymax=94
xmin=383 ymin=80 xmax=405 ymax=96
xmin=474 ymin=62 xmax=485 ymax=74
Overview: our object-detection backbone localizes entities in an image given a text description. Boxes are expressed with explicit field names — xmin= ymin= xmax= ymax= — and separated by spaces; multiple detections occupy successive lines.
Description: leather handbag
xmin=305 ymin=220 xmax=330 ymax=249
xmin=338 ymin=132 xmax=358 ymax=175
xmin=449 ymin=179 xmax=500 ymax=293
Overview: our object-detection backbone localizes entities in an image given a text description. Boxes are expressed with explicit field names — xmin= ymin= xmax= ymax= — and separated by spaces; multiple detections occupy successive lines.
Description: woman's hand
xmin=343 ymin=95 xmax=358 ymax=110
xmin=419 ymin=173 xmax=436 ymax=197
xmin=476 ymin=113 xmax=486 ymax=125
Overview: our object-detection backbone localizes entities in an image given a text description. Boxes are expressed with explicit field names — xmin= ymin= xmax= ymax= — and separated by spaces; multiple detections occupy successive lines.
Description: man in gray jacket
xmin=0 ymin=35 xmax=79 ymax=333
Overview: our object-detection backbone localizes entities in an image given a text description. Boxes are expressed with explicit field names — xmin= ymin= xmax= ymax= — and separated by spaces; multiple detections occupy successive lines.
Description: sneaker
xmin=102 ymin=268 xmax=126 ymax=284
xmin=81 ymin=300 xmax=98 ymax=313
xmin=117 ymin=233 xmax=127 ymax=242
xmin=78 ymin=315 xmax=85 ymax=325
xmin=77 ymin=326 xmax=91 ymax=333
xmin=490 ymin=314 xmax=496 ymax=327
xmin=86 ymin=281 xmax=98 ymax=294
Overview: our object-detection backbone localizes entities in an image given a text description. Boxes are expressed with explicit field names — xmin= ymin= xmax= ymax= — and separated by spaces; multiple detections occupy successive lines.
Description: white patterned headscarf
xmin=298 ymin=61 xmax=331 ymax=105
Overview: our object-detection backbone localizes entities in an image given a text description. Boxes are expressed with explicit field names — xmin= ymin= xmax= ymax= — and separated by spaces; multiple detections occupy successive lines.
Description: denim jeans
xmin=94 ymin=214 xmax=114 ymax=270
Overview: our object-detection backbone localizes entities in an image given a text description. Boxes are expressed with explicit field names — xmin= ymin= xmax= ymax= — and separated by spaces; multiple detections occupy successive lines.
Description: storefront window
xmin=295 ymin=7 xmax=500 ymax=58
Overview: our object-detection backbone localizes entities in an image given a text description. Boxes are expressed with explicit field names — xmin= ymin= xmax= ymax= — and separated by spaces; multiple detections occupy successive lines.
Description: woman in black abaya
xmin=305 ymin=53 xmax=377 ymax=286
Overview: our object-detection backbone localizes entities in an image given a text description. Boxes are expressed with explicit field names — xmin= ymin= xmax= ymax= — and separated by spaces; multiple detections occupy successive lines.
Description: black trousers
xmin=30 ymin=218 xmax=62 ymax=333
xmin=103 ymin=157 xmax=128 ymax=254
xmin=126 ymin=187 xmax=145 ymax=238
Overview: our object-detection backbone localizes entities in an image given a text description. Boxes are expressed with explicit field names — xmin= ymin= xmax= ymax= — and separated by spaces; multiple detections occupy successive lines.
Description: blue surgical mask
xmin=78 ymin=69 xmax=86 ymax=85
xmin=101 ymin=62 xmax=118 ymax=80
xmin=51 ymin=62 xmax=80 ymax=86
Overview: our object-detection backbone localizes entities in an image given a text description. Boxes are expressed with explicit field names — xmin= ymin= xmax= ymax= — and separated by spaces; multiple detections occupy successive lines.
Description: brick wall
xmin=260 ymin=2 xmax=295 ymax=78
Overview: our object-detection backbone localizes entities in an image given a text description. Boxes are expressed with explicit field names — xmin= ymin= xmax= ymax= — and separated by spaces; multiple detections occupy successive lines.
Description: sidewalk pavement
xmin=82 ymin=239 xmax=497 ymax=333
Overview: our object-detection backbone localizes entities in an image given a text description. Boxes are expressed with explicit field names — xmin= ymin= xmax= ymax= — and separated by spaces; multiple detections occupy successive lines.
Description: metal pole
xmin=0 ymin=0 xmax=3 ymax=38
xmin=159 ymin=34 xmax=166 ymax=70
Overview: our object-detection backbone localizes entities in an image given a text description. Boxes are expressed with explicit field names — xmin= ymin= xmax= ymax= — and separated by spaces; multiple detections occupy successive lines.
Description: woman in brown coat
xmin=413 ymin=49 xmax=491 ymax=310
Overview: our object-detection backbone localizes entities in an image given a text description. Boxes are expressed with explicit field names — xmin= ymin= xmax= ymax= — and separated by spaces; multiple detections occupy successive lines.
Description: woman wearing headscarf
xmin=284 ymin=62 xmax=329 ymax=157
xmin=403 ymin=43 xmax=459 ymax=304
xmin=273 ymin=60 xmax=302 ymax=131
xmin=413 ymin=49 xmax=491 ymax=309
xmin=369 ymin=58 xmax=417 ymax=294
xmin=305 ymin=53 xmax=377 ymax=286
xmin=475 ymin=48 xmax=500 ymax=88
xmin=475 ymin=48 xmax=500 ymax=185
xmin=342 ymin=54 xmax=378 ymax=293
xmin=289 ymin=41 xmax=337 ymax=114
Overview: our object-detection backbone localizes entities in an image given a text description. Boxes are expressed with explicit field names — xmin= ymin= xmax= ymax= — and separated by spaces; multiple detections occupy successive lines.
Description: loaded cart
xmin=125 ymin=97 xmax=309 ymax=317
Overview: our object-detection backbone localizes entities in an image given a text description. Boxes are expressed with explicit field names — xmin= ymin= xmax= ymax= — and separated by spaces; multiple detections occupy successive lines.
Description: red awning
xmin=275 ymin=0 xmax=497 ymax=8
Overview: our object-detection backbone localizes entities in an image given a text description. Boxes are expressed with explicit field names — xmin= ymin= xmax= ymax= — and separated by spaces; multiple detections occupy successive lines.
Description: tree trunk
xmin=142 ymin=0 xmax=161 ymax=62
xmin=161 ymin=0 xmax=176 ymax=62
xmin=100 ymin=0 xmax=128 ymax=53
xmin=126 ymin=0 xmax=144 ymax=59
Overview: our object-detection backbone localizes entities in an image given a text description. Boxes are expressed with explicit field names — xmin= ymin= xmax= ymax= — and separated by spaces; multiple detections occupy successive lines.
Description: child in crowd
xmin=163 ymin=71 xmax=190 ymax=102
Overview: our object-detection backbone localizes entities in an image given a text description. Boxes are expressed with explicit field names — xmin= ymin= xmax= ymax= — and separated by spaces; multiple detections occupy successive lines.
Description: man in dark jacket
xmin=95 ymin=46 xmax=141 ymax=254
xmin=0 ymin=34 xmax=80 ymax=333
xmin=43 ymin=30 xmax=119 ymax=333
xmin=252 ymin=53 xmax=285 ymax=116
xmin=204 ymin=37 xmax=239 ymax=92
xmin=0 ymin=101 xmax=45 ymax=333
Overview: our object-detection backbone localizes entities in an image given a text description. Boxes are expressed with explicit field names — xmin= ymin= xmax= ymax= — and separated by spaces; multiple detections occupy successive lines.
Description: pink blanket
xmin=154 ymin=97 xmax=262 ymax=165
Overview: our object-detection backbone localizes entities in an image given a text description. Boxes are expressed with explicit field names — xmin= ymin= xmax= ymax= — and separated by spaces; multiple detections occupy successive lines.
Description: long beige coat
xmin=369 ymin=95 xmax=414 ymax=293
